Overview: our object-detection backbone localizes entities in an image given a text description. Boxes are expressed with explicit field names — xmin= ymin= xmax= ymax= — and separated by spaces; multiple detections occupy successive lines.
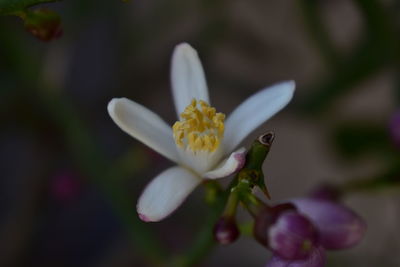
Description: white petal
xmin=223 ymin=81 xmax=295 ymax=153
xmin=171 ymin=43 xmax=210 ymax=116
xmin=137 ymin=166 xmax=202 ymax=222
xmin=203 ymin=147 xmax=246 ymax=179
xmin=108 ymin=98 xmax=180 ymax=163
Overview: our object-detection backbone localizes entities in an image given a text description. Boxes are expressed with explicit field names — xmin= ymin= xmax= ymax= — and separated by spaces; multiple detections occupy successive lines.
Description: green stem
xmin=173 ymin=180 xmax=233 ymax=267
xmin=222 ymin=187 xmax=239 ymax=218
xmin=238 ymin=186 xmax=266 ymax=218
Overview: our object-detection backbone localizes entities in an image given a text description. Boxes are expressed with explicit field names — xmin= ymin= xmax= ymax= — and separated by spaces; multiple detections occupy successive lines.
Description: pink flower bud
xmin=213 ymin=217 xmax=240 ymax=245
xmin=292 ymin=198 xmax=366 ymax=250
xmin=268 ymin=211 xmax=318 ymax=260
xmin=254 ymin=203 xmax=297 ymax=247
xmin=254 ymin=203 xmax=318 ymax=260
xmin=22 ymin=9 xmax=63 ymax=42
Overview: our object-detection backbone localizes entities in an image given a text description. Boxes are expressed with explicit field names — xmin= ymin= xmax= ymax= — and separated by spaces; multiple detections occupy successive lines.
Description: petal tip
xmin=270 ymin=80 xmax=296 ymax=108
xmin=136 ymin=167 xmax=202 ymax=222
xmin=281 ymin=80 xmax=296 ymax=95
xmin=107 ymin=98 xmax=119 ymax=119
xmin=138 ymin=212 xmax=153 ymax=222
xmin=174 ymin=42 xmax=195 ymax=53
xmin=107 ymin=98 xmax=132 ymax=123
xmin=107 ymin=97 xmax=126 ymax=114
xmin=289 ymin=80 xmax=296 ymax=91
xmin=203 ymin=148 xmax=246 ymax=179
xmin=107 ymin=98 xmax=117 ymax=109
xmin=233 ymin=148 xmax=246 ymax=172
xmin=287 ymin=79 xmax=296 ymax=87
xmin=173 ymin=43 xmax=199 ymax=64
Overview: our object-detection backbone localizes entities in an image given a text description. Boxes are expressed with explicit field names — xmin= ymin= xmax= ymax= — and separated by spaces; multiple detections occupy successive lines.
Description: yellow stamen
xmin=172 ymin=99 xmax=225 ymax=152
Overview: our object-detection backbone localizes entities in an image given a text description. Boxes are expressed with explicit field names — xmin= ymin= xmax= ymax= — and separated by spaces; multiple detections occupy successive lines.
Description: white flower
xmin=107 ymin=43 xmax=295 ymax=222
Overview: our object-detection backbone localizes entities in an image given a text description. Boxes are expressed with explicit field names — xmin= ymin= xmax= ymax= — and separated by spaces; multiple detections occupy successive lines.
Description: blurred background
xmin=1 ymin=0 xmax=400 ymax=266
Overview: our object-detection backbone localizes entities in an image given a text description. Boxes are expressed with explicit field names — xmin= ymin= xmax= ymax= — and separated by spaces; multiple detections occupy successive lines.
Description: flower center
xmin=172 ymin=99 xmax=225 ymax=153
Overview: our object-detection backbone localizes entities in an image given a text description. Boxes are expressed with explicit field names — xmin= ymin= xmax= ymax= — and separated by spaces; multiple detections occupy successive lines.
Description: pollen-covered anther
xmin=172 ymin=99 xmax=225 ymax=152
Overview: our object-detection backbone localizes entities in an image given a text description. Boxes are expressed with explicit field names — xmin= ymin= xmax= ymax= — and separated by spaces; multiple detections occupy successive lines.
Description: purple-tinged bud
xmin=308 ymin=184 xmax=341 ymax=202
xmin=22 ymin=9 xmax=63 ymax=42
xmin=265 ymin=246 xmax=326 ymax=267
xmin=213 ymin=217 xmax=240 ymax=245
xmin=254 ymin=203 xmax=317 ymax=260
xmin=292 ymin=198 xmax=367 ymax=250
xmin=254 ymin=203 xmax=297 ymax=247
xmin=389 ymin=111 xmax=400 ymax=148
xmin=268 ymin=211 xmax=318 ymax=260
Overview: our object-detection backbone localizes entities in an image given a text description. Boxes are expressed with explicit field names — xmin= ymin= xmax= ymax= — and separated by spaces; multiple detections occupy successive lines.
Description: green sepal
xmin=237 ymin=132 xmax=275 ymax=198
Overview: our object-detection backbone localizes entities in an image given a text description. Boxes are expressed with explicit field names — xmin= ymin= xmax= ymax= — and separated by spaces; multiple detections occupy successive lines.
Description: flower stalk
xmin=212 ymin=130 xmax=278 ymax=245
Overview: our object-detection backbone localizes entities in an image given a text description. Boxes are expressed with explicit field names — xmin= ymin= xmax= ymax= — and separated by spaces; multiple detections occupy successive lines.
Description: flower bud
xmin=265 ymin=246 xmax=326 ymax=267
xmin=254 ymin=203 xmax=296 ymax=247
xmin=268 ymin=211 xmax=318 ymax=260
xmin=22 ymin=9 xmax=63 ymax=42
xmin=292 ymin=198 xmax=366 ymax=250
xmin=213 ymin=217 xmax=239 ymax=245
xmin=254 ymin=203 xmax=317 ymax=260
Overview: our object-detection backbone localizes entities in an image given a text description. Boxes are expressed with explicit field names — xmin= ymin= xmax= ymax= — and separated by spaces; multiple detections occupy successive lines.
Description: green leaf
xmin=0 ymin=0 xmax=60 ymax=15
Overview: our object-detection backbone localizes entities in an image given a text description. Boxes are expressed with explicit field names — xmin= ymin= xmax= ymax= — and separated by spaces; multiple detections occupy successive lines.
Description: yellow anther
xmin=172 ymin=99 xmax=225 ymax=152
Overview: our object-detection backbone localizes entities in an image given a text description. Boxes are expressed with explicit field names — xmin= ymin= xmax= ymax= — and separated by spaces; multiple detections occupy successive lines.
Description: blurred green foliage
xmin=0 ymin=0 xmax=60 ymax=15
xmin=333 ymin=122 xmax=391 ymax=159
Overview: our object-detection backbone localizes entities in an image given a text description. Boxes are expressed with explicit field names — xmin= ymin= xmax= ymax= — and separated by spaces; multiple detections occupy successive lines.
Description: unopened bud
xmin=213 ymin=217 xmax=240 ymax=245
xmin=254 ymin=203 xmax=318 ymax=260
xmin=254 ymin=203 xmax=296 ymax=247
xmin=22 ymin=8 xmax=62 ymax=42
xmin=292 ymin=198 xmax=367 ymax=250
xmin=268 ymin=211 xmax=318 ymax=260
